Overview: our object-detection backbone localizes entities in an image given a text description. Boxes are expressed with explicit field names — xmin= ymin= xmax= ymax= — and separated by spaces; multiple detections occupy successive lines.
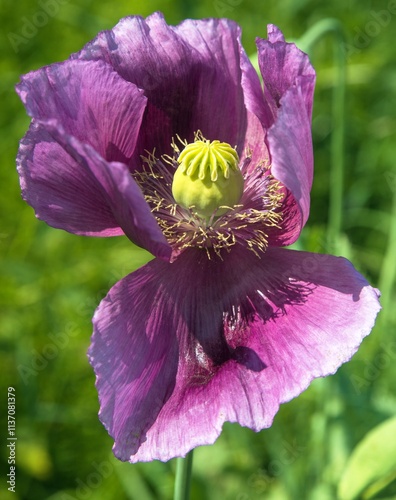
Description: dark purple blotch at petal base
xmin=90 ymin=246 xmax=380 ymax=462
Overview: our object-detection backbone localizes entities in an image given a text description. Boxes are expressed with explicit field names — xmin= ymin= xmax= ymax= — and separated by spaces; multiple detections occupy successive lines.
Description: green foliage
xmin=338 ymin=417 xmax=396 ymax=500
xmin=0 ymin=0 xmax=395 ymax=499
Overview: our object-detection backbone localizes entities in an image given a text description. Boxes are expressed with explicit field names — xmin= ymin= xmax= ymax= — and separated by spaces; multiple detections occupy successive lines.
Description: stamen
xmin=133 ymin=138 xmax=284 ymax=260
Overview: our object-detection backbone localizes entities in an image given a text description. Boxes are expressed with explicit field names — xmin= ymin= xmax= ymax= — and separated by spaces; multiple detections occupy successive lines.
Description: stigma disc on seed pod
xmin=171 ymin=136 xmax=244 ymax=218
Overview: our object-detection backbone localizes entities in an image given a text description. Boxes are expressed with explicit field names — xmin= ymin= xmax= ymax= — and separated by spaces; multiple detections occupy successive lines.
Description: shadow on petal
xmin=160 ymin=247 xmax=315 ymax=383
xmin=232 ymin=346 xmax=267 ymax=372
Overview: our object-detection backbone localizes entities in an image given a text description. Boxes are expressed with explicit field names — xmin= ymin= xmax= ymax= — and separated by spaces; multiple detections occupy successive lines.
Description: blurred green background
xmin=1 ymin=0 xmax=395 ymax=499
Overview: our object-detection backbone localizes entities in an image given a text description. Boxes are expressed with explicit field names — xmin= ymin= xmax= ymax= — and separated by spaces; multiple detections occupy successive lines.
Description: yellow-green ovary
xmin=172 ymin=138 xmax=244 ymax=218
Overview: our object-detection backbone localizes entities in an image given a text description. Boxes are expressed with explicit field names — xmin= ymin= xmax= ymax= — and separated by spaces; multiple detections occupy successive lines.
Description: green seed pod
xmin=172 ymin=137 xmax=244 ymax=218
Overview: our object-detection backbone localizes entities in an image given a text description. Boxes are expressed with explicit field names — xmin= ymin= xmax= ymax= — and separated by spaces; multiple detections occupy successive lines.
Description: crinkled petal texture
xmin=254 ymin=25 xmax=316 ymax=245
xmin=17 ymin=59 xmax=146 ymax=164
xmin=16 ymin=15 xmax=316 ymax=256
xmin=71 ymin=15 xmax=315 ymax=246
xmin=74 ymin=12 xmax=249 ymax=161
xmin=90 ymin=247 xmax=380 ymax=462
xmin=20 ymin=119 xmax=171 ymax=258
xmin=16 ymin=59 xmax=171 ymax=259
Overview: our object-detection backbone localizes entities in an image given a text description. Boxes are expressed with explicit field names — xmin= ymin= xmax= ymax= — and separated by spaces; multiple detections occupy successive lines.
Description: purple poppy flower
xmin=16 ymin=13 xmax=380 ymax=463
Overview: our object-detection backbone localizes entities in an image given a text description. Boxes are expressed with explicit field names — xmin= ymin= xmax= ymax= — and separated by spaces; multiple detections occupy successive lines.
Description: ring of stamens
xmin=133 ymin=135 xmax=284 ymax=259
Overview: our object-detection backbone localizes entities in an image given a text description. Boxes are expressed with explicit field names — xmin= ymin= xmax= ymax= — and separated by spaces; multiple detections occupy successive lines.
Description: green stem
xmin=378 ymin=190 xmax=396 ymax=320
xmin=173 ymin=450 xmax=194 ymax=500
xmin=297 ymin=19 xmax=347 ymax=254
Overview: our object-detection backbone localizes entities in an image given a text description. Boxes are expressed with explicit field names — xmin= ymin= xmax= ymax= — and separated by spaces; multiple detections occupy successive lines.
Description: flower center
xmin=133 ymin=133 xmax=284 ymax=260
xmin=171 ymin=136 xmax=244 ymax=218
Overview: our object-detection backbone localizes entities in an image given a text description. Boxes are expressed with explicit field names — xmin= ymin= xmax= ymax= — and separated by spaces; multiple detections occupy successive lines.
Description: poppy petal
xmin=90 ymin=247 xmax=380 ymax=462
xmin=16 ymin=59 xmax=147 ymax=166
xmin=17 ymin=120 xmax=171 ymax=259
